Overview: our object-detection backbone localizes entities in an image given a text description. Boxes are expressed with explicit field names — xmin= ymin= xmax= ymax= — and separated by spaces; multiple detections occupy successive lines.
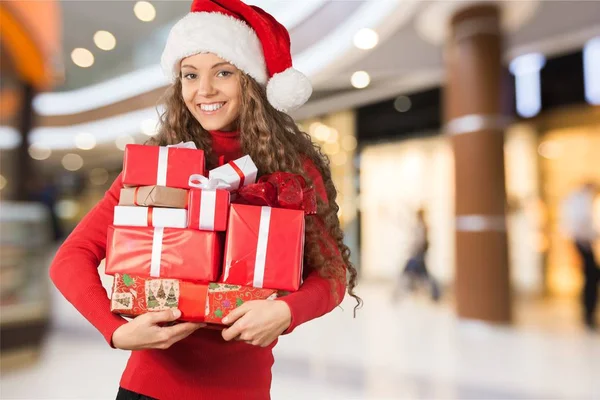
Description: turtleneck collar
xmin=208 ymin=130 xmax=240 ymax=138
xmin=207 ymin=130 xmax=243 ymax=166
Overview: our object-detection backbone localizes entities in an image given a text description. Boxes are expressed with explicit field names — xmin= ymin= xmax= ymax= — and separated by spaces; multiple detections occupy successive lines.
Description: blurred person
xmin=560 ymin=181 xmax=599 ymax=330
xmin=48 ymin=1 xmax=361 ymax=399
xmin=392 ymin=208 xmax=441 ymax=302
xmin=27 ymin=174 xmax=63 ymax=242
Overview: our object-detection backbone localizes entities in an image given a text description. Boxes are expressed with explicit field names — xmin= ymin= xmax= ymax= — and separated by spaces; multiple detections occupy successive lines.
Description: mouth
xmin=197 ymin=101 xmax=226 ymax=115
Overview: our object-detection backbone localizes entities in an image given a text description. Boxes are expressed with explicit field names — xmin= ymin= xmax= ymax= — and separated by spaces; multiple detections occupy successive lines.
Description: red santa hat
xmin=161 ymin=0 xmax=312 ymax=113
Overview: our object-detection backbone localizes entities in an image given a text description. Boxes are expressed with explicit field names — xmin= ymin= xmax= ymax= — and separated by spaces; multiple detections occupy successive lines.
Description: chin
xmin=197 ymin=118 xmax=229 ymax=132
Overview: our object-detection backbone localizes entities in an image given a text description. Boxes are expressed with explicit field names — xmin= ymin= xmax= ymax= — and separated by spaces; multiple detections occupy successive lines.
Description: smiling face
xmin=180 ymin=53 xmax=242 ymax=132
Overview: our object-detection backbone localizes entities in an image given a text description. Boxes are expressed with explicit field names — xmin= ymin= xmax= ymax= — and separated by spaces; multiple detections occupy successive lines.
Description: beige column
xmin=445 ymin=4 xmax=512 ymax=323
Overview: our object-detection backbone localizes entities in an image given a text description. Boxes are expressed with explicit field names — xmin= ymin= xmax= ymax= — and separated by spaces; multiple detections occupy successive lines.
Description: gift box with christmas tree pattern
xmin=111 ymin=273 xmax=278 ymax=324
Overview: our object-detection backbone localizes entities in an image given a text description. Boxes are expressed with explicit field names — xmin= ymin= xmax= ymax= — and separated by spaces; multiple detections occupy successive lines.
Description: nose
xmin=196 ymin=74 xmax=217 ymax=98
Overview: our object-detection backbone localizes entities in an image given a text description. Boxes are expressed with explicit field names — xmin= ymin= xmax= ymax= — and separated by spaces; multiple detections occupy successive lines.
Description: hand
xmin=112 ymin=309 xmax=205 ymax=351
xmin=221 ymin=300 xmax=291 ymax=347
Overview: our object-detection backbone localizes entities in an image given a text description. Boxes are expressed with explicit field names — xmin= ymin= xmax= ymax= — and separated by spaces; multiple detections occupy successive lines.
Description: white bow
xmin=188 ymin=174 xmax=232 ymax=191
xmin=167 ymin=141 xmax=197 ymax=149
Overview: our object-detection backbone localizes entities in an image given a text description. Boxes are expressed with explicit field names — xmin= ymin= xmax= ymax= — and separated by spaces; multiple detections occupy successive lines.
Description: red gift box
xmin=222 ymin=204 xmax=305 ymax=291
xmin=188 ymin=189 xmax=230 ymax=231
xmin=110 ymin=274 xmax=277 ymax=324
xmin=106 ymin=226 xmax=222 ymax=282
xmin=122 ymin=144 xmax=205 ymax=189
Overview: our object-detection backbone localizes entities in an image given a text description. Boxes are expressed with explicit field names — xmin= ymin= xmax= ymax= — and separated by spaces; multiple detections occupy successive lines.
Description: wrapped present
xmin=122 ymin=143 xmax=205 ymax=189
xmin=119 ymin=186 xmax=189 ymax=208
xmin=222 ymin=173 xmax=317 ymax=291
xmin=187 ymin=174 xmax=231 ymax=231
xmin=223 ymin=204 xmax=305 ymax=291
xmin=208 ymin=155 xmax=257 ymax=191
xmin=106 ymin=226 xmax=221 ymax=282
xmin=110 ymin=273 xmax=277 ymax=324
xmin=113 ymin=206 xmax=188 ymax=228
xmin=203 ymin=282 xmax=277 ymax=323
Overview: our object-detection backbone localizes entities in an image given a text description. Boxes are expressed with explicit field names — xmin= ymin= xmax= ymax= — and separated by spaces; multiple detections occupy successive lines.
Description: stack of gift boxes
xmin=106 ymin=143 xmax=312 ymax=326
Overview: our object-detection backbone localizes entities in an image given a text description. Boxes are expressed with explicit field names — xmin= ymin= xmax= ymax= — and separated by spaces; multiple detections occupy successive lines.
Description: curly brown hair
xmin=149 ymin=73 xmax=362 ymax=313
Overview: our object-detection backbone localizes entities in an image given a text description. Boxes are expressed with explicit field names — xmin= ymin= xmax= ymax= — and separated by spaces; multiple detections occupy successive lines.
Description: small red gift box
xmin=222 ymin=204 xmax=305 ymax=291
xmin=122 ymin=144 xmax=205 ymax=189
xmin=187 ymin=174 xmax=231 ymax=231
xmin=188 ymin=189 xmax=230 ymax=231
xmin=110 ymin=274 xmax=277 ymax=324
xmin=106 ymin=226 xmax=221 ymax=282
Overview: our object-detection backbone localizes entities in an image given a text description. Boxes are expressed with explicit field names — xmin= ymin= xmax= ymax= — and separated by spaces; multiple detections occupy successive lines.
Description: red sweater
xmin=49 ymin=130 xmax=346 ymax=400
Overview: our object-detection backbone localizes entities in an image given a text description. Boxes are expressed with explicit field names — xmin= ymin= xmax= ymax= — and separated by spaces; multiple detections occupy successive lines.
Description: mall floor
xmin=1 ymin=276 xmax=599 ymax=400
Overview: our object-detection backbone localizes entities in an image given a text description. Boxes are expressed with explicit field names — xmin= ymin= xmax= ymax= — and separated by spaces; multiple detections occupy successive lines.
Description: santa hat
xmin=161 ymin=0 xmax=312 ymax=113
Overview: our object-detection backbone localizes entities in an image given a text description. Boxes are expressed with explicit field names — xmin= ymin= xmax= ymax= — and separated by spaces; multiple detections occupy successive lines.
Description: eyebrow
xmin=211 ymin=62 xmax=234 ymax=69
xmin=181 ymin=62 xmax=233 ymax=70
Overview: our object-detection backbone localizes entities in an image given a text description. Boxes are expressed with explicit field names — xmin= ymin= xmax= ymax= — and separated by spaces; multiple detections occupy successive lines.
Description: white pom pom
xmin=266 ymin=68 xmax=313 ymax=112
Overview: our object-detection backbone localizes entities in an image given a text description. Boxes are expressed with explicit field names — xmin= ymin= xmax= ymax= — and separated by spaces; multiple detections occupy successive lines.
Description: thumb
xmin=148 ymin=309 xmax=182 ymax=324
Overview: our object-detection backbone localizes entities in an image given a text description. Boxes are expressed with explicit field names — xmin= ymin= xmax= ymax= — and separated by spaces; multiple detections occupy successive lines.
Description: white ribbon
xmin=167 ymin=141 xmax=198 ymax=149
xmin=150 ymin=227 xmax=164 ymax=277
xmin=198 ymin=190 xmax=216 ymax=230
xmin=156 ymin=147 xmax=168 ymax=186
xmin=253 ymin=207 xmax=272 ymax=288
xmin=188 ymin=174 xmax=231 ymax=191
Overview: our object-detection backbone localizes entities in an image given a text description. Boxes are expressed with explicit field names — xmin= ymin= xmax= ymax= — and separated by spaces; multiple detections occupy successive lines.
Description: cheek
xmin=181 ymin=85 xmax=195 ymax=105
xmin=225 ymin=84 xmax=242 ymax=114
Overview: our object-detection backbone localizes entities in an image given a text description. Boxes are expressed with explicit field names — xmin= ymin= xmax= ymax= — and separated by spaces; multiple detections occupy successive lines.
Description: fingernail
xmin=222 ymin=317 xmax=229 ymax=324
xmin=173 ymin=309 xmax=181 ymax=318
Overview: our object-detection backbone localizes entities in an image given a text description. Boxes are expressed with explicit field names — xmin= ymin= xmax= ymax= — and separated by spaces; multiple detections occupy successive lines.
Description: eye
xmin=216 ymin=70 xmax=233 ymax=78
xmin=182 ymin=73 xmax=197 ymax=80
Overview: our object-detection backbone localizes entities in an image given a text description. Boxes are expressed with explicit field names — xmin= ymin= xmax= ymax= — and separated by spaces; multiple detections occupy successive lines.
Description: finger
xmin=162 ymin=321 xmax=204 ymax=338
xmin=221 ymin=302 xmax=252 ymax=325
xmin=222 ymin=322 xmax=244 ymax=341
xmin=146 ymin=309 xmax=182 ymax=324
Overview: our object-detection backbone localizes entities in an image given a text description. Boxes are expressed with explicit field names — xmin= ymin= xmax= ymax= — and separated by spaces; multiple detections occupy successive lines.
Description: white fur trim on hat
xmin=266 ymin=68 xmax=313 ymax=112
xmin=161 ymin=12 xmax=268 ymax=84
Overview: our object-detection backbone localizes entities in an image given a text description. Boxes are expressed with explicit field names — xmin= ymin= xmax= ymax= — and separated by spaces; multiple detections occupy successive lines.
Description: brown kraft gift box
xmin=119 ymin=186 xmax=189 ymax=208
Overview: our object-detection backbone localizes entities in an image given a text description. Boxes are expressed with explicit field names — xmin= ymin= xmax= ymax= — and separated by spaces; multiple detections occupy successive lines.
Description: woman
xmin=392 ymin=208 xmax=440 ymax=302
xmin=49 ymin=1 xmax=361 ymax=399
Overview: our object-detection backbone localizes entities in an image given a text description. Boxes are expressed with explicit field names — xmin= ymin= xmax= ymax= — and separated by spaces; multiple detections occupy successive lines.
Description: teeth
xmin=200 ymin=102 xmax=224 ymax=112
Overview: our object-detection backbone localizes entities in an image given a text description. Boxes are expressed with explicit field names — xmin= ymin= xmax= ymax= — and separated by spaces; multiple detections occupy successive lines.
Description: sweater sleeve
xmin=277 ymin=159 xmax=347 ymax=334
xmin=49 ymin=173 xmax=128 ymax=346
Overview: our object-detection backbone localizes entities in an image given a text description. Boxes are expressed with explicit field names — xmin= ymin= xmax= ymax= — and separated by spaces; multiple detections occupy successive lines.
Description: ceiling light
xmin=71 ymin=48 xmax=94 ymax=68
xmin=62 ymin=153 xmax=84 ymax=171
xmin=0 ymin=174 xmax=6 ymax=191
xmin=94 ymin=30 xmax=117 ymax=51
xmin=28 ymin=144 xmax=51 ymax=160
xmin=351 ymin=71 xmax=370 ymax=89
xmin=394 ymin=95 xmax=412 ymax=112
xmin=353 ymin=28 xmax=379 ymax=50
xmin=341 ymin=136 xmax=357 ymax=151
xmin=314 ymin=124 xmax=330 ymax=142
xmin=325 ymin=128 xmax=339 ymax=143
xmin=90 ymin=168 xmax=109 ymax=185
xmin=75 ymin=132 xmax=96 ymax=150
xmin=141 ymin=118 xmax=158 ymax=136
xmin=134 ymin=1 xmax=156 ymax=22
xmin=116 ymin=135 xmax=135 ymax=151
xmin=309 ymin=122 xmax=322 ymax=136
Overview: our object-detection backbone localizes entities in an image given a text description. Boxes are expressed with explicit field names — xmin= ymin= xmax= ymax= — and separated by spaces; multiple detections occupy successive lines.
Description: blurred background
xmin=1 ymin=0 xmax=599 ymax=399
